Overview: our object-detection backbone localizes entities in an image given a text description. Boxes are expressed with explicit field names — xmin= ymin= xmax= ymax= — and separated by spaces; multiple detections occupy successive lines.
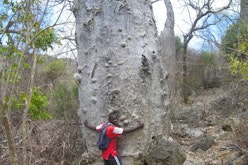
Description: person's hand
xmin=83 ymin=120 xmax=96 ymax=131
xmin=84 ymin=120 xmax=88 ymax=126
xmin=137 ymin=121 xmax=144 ymax=129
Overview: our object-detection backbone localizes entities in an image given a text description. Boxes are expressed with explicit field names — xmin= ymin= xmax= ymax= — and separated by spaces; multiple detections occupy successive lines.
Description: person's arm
xmin=123 ymin=122 xmax=144 ymax=134
xmin=84 ymin=120 xmax=96 ymax=131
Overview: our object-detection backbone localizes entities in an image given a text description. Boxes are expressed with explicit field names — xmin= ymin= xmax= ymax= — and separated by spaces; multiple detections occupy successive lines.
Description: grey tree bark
xmin=73 ymin=0 xmax=185 ymax=164
xmin=158 ymin=0 xmax=177 ymax=103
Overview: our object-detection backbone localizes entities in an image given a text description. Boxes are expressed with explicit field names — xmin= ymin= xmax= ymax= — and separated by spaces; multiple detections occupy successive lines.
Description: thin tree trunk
xmin=182 ymin=45 xmax=188 ymax=103
xmin=22 ymin=46 xmax=37 ymax=165
xmin=0 ymin=101 xmax=18 ymax=165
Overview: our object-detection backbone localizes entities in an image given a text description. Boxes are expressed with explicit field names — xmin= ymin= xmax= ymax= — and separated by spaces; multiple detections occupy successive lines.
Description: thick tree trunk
xmin=73 ymin=0 xmax=185 ymax=164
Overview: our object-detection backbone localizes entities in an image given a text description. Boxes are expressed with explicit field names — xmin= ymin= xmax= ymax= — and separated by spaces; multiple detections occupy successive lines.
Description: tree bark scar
xmin=142 ymin=55 xmax=149 ymax=72
xmin=91 ymin=63 xmax=98 ymax=78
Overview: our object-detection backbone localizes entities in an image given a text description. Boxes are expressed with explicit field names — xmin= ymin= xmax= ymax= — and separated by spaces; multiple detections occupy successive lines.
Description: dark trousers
xmin=104 ymin=155 xmax=122 ymax=165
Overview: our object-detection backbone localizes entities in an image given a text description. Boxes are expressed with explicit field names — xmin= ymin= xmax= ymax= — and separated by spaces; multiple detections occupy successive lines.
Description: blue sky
xmin=47 ymin=0 xmax=240 ymax=58
xmin=152 ymin=0 xmax=240 ymax=50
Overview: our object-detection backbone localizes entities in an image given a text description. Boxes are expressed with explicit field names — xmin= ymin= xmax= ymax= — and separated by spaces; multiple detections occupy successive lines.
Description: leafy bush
xmin=50 ymin=83 xmax=79 ymax=119
xmin=30 ymin=88 xmax=52 ymax=120
xmin=229 ymin=56 xmax=248 ymax=81
xmin=222 ymin=22 xmax=248 ymax=81
xmin=11 ymin=88 xmax=52 ymax=120
xmin=43 ymin=59 xmax=68 ymax=83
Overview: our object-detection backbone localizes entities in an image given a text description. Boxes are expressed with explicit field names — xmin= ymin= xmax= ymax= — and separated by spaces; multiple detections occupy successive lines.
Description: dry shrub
xmin=0 ymin=120 xmax=85 ymax=165
xmin=30 ymin=120 xmax=85 ymax=165
xmin=234 ymin=111 xmax=248 ymax=148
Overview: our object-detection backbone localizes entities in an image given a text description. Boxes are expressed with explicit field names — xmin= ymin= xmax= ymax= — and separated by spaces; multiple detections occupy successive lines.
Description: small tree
xmin=179 ymin=0 xmax=233 ymax=103
xmin=0 ymin=0 xmax=62 ymax=164
xmin=222 ymin=0 xmax=248 ymax=81
xmin=43 ymin=59 xmax=68 ymax=86
xmin=222 ymin=23 xmax=248 ymax=81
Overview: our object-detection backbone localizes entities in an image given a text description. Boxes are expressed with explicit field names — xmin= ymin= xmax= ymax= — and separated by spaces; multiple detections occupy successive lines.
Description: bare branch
xmin=151 ymin=0 xmax=161 ymax=4
xmin=180 ymin=0 xmax=234 ymax=103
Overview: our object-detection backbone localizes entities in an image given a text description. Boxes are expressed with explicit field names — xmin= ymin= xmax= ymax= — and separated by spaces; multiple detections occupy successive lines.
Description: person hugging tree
xmin=84 ymin=111 xmax=144 ymax=165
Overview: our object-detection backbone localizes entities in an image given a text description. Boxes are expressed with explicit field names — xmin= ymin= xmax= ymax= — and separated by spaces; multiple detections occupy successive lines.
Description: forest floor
xmin=178 ymin=84 xmax=248 ymax=165
xmin=1 ymin=82 xmax=247 ymax=165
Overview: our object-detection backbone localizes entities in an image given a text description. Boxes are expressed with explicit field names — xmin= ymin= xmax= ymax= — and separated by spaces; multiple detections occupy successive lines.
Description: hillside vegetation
xmin=1 ymin=50 xmax=247 ymax=164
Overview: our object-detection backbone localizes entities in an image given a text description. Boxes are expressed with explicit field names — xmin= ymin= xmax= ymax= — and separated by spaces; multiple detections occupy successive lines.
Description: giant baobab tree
xmin=73 ymin=0 xmax=185 ymax=164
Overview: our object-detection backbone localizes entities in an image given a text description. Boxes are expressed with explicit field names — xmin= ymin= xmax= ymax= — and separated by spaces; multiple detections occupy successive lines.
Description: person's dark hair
xmin=108 ymin=111 xmax=118 ymax=121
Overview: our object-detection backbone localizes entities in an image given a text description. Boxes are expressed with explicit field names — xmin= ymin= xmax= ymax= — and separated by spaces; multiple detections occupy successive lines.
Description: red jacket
xmin=96 ymin=123 xmax=123 ymax=160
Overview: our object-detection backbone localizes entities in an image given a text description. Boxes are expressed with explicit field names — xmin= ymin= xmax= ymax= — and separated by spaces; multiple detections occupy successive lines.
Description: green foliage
xmin=0 ymin=0 xmax=59 ymax=95
xmin=201 ymin=51 xmax=216 ymax=66
xmin=0 ymin=0 xmax=66 ymax=164
xmin=186 ymin=51 xmax=220 ymax=92
xmin=222 ymin=23 xmax=239 ymax=55
xmin=50 ymin=83 xmax=79 ymax=119
xmin=229 ymin=56 xmax=248 ymax=80
xmin=201 ymin=52 xmax=220 ymax=89
xmin=10 ymin=88 xmax=51 ymax=120
xmin=29 ymin=88 xmax=52 ymax=120
xmin=33 ymin=57 xmax=79 ymax=119
xmin=222 ymin=22 xmax=248 ymax=81
xmin=43 ymin=59 xmax=68 ymax=81
xmin=0 ymin=0 xmax=58 ymax=52
xmin=34 ymin=27 xmax=59 ymax=51
xmin=175 ymin=36 xmax=183 ymax=59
